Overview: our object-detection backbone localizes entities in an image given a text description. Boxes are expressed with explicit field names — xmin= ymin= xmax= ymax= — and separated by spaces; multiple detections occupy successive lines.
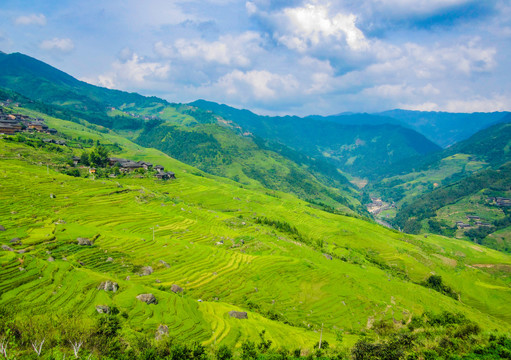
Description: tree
xmin=216 ymin=345 xmax=232 ymax=360
xmin=61 ymin=316 xmax=93 ymax=358
xmin=19 ymin=315 xmax=53 ymax=357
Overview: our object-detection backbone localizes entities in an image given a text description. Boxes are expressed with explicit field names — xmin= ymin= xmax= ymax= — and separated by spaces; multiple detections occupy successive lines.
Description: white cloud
xmin=15 ymin=14 xmax=47 ymax=26
xmin=39 ymin=38 xmax=74 ymax=53
xmin=215 ymin=69 xmax=300 ymax=100
xmin=444 ymin=95 xmax=511 ymax=112
xmin=84 ymin=53 xmax=170 ymax=90
xmin=253 ymin=1 xmax=368 ymax=52
xmin=155 ymin=32 xmax=263 ymax=67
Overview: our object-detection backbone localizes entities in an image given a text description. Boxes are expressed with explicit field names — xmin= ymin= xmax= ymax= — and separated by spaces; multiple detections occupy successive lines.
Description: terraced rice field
xmin=1 ymin=114 xmax=511 ymax=350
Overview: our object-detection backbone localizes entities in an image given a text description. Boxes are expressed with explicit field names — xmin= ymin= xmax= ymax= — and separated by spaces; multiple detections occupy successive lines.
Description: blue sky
xmin=1 ymin=0 xmax=510 ymax=115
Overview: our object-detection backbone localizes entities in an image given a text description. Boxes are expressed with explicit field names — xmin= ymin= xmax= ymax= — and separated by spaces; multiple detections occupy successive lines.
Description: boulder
xmin=1 ymin=245 xmax=14 ymax=252
xmin=77 ymin=237 xmax=92 ymax=246
xmin=229 ymin=311 xmax=248 ymax=319
xmin=136 ymin=293 xmax=157 ymax=304
xmin=48 ymin=256 xmax=55 ymax=262
xmin=159 ymin=260 xmax=170 ymax=268
xmin=10 ymin=238 xmax=21 ymax=244
xmin=323 ymin=253 xmax=333 ymax=260
xmin=96 ymin=305 xmax=110 ymax=314
xmin=170 ymin=284 xmax=183 ymax=293
xmin=98 ymin=281 xmax=119 ymax=292
xmin=106 ymin=257 xmax=114 ymax=262
xmin=140 ymin=266 xmax=153 ymax=276
xmin=155 ymin=324 xmax=169 ymax=340
xmin=0 ymin=225 xmax=5 ymax=231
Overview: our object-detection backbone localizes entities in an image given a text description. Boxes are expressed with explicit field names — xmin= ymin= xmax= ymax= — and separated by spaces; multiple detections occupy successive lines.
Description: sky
xmin=1 ymin=0 xmax=510 ymax=116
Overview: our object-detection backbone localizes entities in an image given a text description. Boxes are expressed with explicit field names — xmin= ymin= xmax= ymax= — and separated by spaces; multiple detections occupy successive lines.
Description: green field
xmin=2 ymin=110 xmax=511 ymax=356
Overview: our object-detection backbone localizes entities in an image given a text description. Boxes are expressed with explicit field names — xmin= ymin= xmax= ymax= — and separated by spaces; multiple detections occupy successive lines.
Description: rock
xmin=10 ymin=238 xmax=21 ymax=244
xmin=62 ymin=257 xmax=67 ymax=261
xmin=17 ymin=249 xmax=27 ymax=254
xmin=98 ymin=281 xmax=119 ymax=292
xmin=77 ymin=237 xmax=92 ymax=246
xmin=106 ymin=257 xmax=114 ymax=262
xmin=48 ymin=256 xmax=55 ymax=262
xmin=197 ymin=299 xmax=203 ymax=302
xmin=155 ymin=279 xmax=161 ymax=283
xmin=323 ymin=253 xmax=333 ymax=260
xmin=125 ymin=276 xmax=131 ymax=281
xmin=159 ymin=260 xmax=170 ymax=268
xmin=96 ymin=305 xmax=110 ymax=314
xmin=140 ymin=266 xmax=153 ymax=276
xmin=136 ymin=293 xmax=157 ymax=304
xmin=229 ymin=311 xmax=248 ymax=319
xmin=19 ymin=267 xmax=25 ymax=271
xmin=1 ymin=245 xmax=14 ymax=251
xmin=170 ymin=284 xmax=183 ymax=293
xmin=155 ymin=324 xmax=169 ymax=340
xmin=78 ymin=260 xmax=85 ymax=266
xmin=50 ymin=194 xmax=56 ymax=199
xmin=0 ymin=225 xmax=5 ymax=231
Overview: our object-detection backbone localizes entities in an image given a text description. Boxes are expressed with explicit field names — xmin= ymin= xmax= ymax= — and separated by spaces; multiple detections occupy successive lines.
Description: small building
xmin=466 ymin=215 xmax=480 ymax=221
xmin=155 ymin=171 xmax=175 ymax=180
xmin=72 ymin=156 xmax=80 ymax=165
xmin=89 ymin=168 xmax=96 ymax=174
xmin=137 ymin=161 xmax=153 ymax=170
xmin=154 ymin=165 xmax=164 ymax=173
xmin=0 ymin=123 xmax=18 ymax=135
xmin=27 ymin=121 xmax=48 ymax=132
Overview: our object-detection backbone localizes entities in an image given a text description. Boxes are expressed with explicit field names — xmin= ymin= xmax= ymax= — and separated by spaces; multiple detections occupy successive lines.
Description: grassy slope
xmin=1 ymin=111 xmax=511 ymax=351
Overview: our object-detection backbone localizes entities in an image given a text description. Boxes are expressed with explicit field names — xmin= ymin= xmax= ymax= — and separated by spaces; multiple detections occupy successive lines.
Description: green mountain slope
xmin=0 ymin=52 xmax=361 ymax=213
xmin=190 ymin=100 xmax=441 ymax=180
xmin=392 ymin=163 xmax=511 ymax=251
xmin=2 ymin=105 xmax=511 ymax=355
xmin=378 ymin=109 xmax=510 ymax=148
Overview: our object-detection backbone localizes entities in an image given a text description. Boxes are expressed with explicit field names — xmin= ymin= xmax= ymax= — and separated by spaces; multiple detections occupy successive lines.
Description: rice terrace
xmin=1 ymin=1 xmax=511 ymax=359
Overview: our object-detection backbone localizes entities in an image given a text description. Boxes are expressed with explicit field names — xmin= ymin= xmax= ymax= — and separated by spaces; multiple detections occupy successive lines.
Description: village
xmin=76 ymin=156 xmax=176 ymax=180
xmin=0 ymin=108 xmax=176 ymax=181
xmin=0 ymin=108 xmax=58 ymax=136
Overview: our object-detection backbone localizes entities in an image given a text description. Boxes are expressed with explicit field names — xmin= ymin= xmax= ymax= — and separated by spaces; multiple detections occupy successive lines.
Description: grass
xmin=1 ymin=109 xmax=511 ymax=351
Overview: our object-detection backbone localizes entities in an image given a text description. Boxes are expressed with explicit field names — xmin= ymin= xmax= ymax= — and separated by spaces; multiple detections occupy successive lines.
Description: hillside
xmin=190 ymin=100 xmax=441 ymax=180
xmin=2 ymin=104 xmax=511 ymax=358
xmin=367 ymin=118 xmax=511 ymax=207
xmin=0 ymin=52 xmax=362 ymax=214
xmin=377 ymin=110 xmax=509 ymax=148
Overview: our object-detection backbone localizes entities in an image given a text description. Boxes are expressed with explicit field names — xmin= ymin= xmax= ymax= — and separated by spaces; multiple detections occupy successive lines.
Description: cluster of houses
xmin=73 ymin=156 xmax=175 ymax=180
xmin=488 ymin=197 xmax=511 ymax=207
xmin=456 ymin=215 xmax=491 ymax=229
xmin=0 ymin=109 xmax=57 ymax=135
xmin=367 ymin=197 xmax=395 ymax=216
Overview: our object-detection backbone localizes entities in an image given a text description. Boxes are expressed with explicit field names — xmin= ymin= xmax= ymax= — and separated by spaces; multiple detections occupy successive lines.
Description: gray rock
xmin=96 ymin=305 xmax=110 ymax=314
xmin=50 ymin=194 xmax=56 ymax=199
xmin=140 ymin=266 xmax=153 ymax=276
xmin=0 ymin=225 xmax=5 ymax=231
xmin=1 ymin=245 xmax=14 ymax=251
xmin=159 ymin=260 xmax=170 ymax=268
xmin=155 ymin=279 xmax=161 ymax=283
xmin=170 ymin=284 xmax=183 ymax=293
xmin=48 ymin=256 xmax=55 ymax=262
xmin=125 ymin=276 xmax=131 ymax=281
xmin=155 ymin=324 xmax=169 ymax=340
xmin=136 ymin=293 xmax=157 ymax=304
xmin=323 ymin=253 xmax=333 ymax=260
xmin=10 ymin=238 xmax=21 ymax=244
xmin=98 ymin=281 xmax=119 ymax=292
xmin=77 ymin=237 xmax=92 ymax=246
xmin=229 ymin=311 xmax=248 ymax=319
xmin=106 ymin=257 xmax=114 ymax=262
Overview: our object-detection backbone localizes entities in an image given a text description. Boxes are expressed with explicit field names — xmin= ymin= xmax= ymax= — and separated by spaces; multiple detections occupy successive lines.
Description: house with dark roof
xmin=155 ymin=171 xmax=175 ymax=180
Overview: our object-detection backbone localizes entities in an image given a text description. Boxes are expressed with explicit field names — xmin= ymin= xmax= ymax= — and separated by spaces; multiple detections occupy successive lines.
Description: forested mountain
xmin=190 ymin=100 xmax=441 ymax=180
xmin=377 ymin=109 xmax=509 ymax=147
xmin=0 ymin=52 xmax=361 ymax=213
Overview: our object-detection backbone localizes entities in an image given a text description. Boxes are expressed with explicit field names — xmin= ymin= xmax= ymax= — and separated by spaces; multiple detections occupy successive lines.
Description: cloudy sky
xmin=1 ymin=0 xmax=510 ymax=115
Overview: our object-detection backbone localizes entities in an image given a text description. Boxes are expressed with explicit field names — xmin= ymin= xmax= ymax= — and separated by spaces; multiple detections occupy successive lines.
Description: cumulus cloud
xmin=215 ymin=69 xmax=300 ymax=101
xmin=253 ymin=1 xmax=368 ymax=52
xmin=15 ymin=14 xmax=47 ymax=26
xmin=39 ymin=38 xmax=75 ymax=53
xmin=156 ymin=32 xmax=263 ymax=67
xmin=84 ymin=52 xmax=170 ymax=90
